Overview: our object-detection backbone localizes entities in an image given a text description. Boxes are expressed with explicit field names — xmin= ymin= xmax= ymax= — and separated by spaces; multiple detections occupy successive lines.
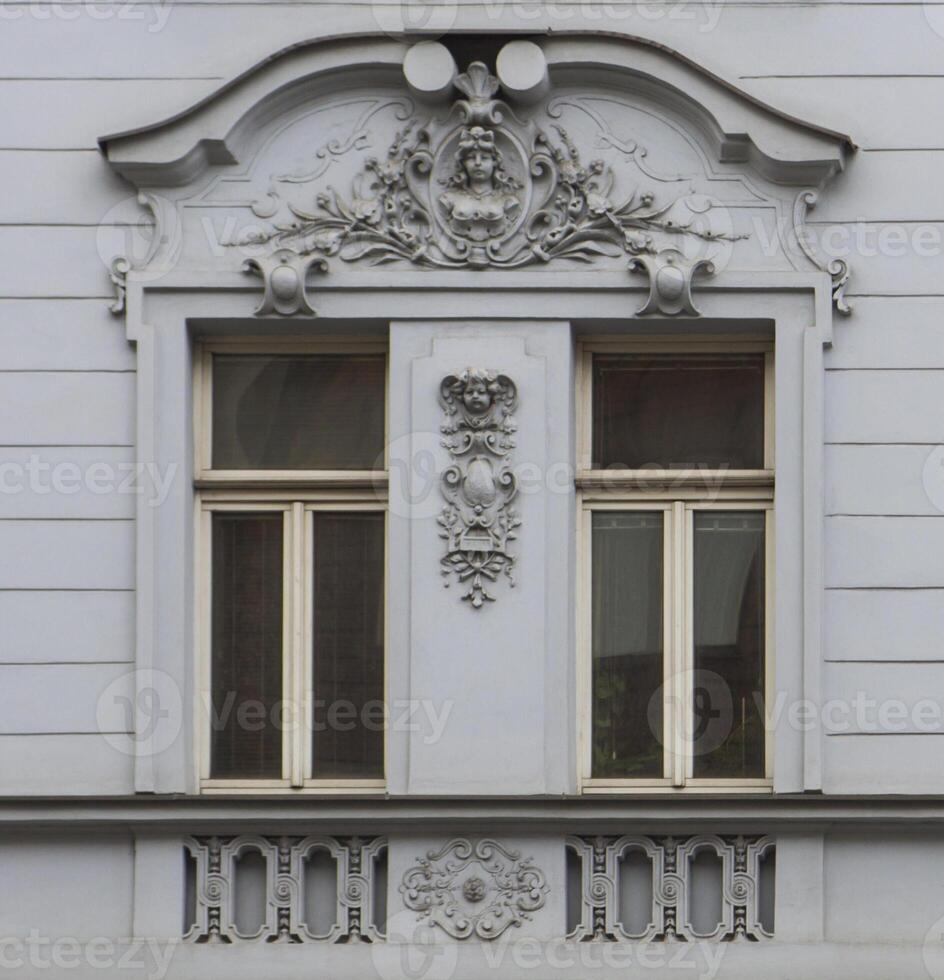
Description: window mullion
xmin=198 ymin=504 xmax=212 ymax=783
xmin=287 ymin=501 xmax=306 ymax=787
xmin=670 ymin=500 xmax=687 ymax=788
xmin=765 ymin=507 xmax=775 ymax=781
xmin=302 ymin=508 xmax=314 ymax=783
xmin=681 ymin=503 xmax=695 ymax=785
xmin=764 ymin=350 xmax=775 ymax=469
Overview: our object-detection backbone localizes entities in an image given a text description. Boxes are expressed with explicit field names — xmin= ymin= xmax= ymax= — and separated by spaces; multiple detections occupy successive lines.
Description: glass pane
xmin=592 ymin=353 xmax=765 ymax=470
xmin=212 ymin=354 xmax=385 ymax=470
xmin=211 ymin=512 xmax=283 ymax=779
xmin=692 ymin=511 xmax=766 ymax=778
xmin=591 ymin=512 xmax=664 ymax=779
xmin=312 ymin=512 xmax=384 ymax=779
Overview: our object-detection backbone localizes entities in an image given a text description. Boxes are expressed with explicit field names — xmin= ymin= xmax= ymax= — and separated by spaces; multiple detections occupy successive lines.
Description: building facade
xmin=2 ymin=7 xmax=944 ymax=979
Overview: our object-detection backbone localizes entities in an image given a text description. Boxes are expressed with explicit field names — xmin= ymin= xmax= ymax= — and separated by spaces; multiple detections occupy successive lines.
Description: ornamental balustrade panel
xmin=181 ymin=833 xmax=774 ymax=944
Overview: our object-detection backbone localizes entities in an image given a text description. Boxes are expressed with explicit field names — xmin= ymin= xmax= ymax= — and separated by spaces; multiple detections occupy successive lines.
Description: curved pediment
xmin=99 ymin=33 xmax=855 ymax=316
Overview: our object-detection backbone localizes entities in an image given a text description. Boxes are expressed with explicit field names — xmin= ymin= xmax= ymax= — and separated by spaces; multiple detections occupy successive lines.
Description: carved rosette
xmin=438 ymin=368 xmax=519 ymax=608
xmin=399 ymin=838 xmax=549 ymax=940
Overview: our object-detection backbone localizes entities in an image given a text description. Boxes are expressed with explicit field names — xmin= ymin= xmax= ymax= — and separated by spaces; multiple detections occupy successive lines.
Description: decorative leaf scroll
xmin=438 ymin=369 xmax=519 ymax=608
xmin=400 ymin=838 xmax=549 ymax=940
xmin=234 ymin=62 xmax=746 ymax=275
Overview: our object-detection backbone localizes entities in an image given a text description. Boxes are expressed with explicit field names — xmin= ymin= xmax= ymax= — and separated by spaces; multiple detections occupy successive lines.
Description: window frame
xmin=576 ymin=336 xmax=775 ymax=794
xmin=193 ymin=339 xmax=388 ymax=794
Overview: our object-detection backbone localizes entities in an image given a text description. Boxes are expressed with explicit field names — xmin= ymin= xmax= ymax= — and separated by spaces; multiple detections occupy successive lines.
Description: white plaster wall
xmin=0 ymin=836 xmax=133 ymax=938
xmin=0 ymin=0 xmax=940 ymax=799
xmin=825 ymin=834 xmax=944 ymax=943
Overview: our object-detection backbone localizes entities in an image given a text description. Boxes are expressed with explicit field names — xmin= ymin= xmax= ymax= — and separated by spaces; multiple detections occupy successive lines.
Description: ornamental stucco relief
xmin=234 ymin=61 xmax=743 ymax=281
xmin=183 ymin=835 xmax=387 ymax=944
xmin=567 ymin=833 xmax=774 ymax=943
xmin=400 ymin=838 xmax=549 ymax=939
xmin=102 ymin=38 xmax=855 ymax=320
xmin=438 ymin=368 xmax=519 ymax=608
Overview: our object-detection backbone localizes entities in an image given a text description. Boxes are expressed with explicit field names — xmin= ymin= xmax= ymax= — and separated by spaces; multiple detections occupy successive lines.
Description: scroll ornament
xmin=400 ymin=838 xmax=548 ymax=940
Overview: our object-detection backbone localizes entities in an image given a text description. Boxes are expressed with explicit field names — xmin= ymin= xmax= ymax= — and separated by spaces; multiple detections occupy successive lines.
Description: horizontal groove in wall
xmin=826 ymin=514 xmax=944 ymax=518
xmin=826 ymin=659 xmax=944 ymax=663
xmin=0 ymin=518 xmax=134 ymax=523
xmin=827 ymin=586 xmax=944 ymax=591
xmin=0 ymin=76 xmax=221 ymax=82
xmin=0 ymin=444 xmax=134 ymax=449
xmin=826 ymin=367 xmax=944 ymax=372
xmin=0 ymin=369 xmax=135 ymax=374
xmin=0 ymin=223 xmax=153 ymax=229
xmin=0 ymin=588 xmax=133 ymax=592
xmin=0 ymin=662 xmax=133 ymax=669
xmin=826 ymin=731 xmax=944 ymax=737
xmin=0 ymin=731 xmax=131 ymax=737
xmin=826 ymin=442 xmax=944 ymax=446
xmin=741 ymin=73 xmax=944 ymax=78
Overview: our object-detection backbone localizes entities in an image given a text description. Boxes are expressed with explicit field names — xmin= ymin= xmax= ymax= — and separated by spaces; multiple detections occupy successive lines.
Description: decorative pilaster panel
xmin=390 ymin=322 xmax=574 ymax=797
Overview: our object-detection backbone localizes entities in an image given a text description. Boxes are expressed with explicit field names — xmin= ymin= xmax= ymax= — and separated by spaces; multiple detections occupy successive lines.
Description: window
xmin=195 ymin=342 xmax=387 ymax=791
xmin=578 ymin=338 xmax=774 ymax=790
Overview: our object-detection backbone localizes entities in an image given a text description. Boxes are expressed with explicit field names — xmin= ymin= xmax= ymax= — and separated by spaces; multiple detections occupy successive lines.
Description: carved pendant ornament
xmin=400 ymin=838 xmax=549 ymax=940
xmin=234 ymin=59 xmax=749 ymax=316
xmin=438 ymin=368 xmax=519 ymax=608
